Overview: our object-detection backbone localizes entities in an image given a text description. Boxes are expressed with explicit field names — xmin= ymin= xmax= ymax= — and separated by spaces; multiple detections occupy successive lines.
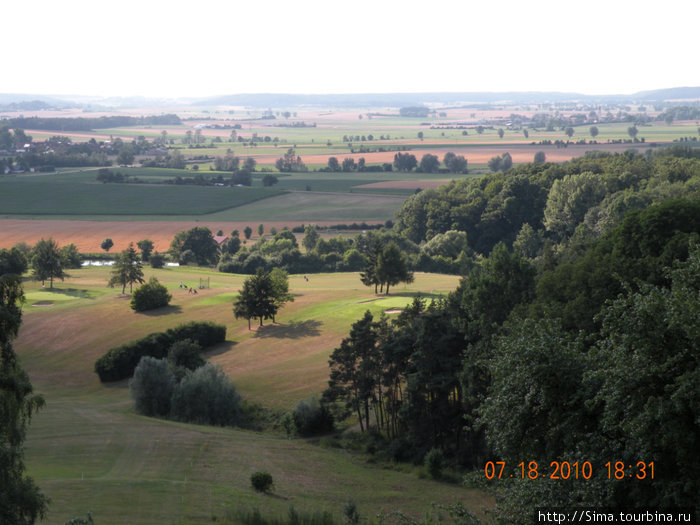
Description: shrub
xmin=250 ymin=471 xmax=273 ymax=493
xmin=342 ymin=499 xmax=360 ymax=525
xmin=293 ymin=397 xmax=334 ymax=436
xmin=425 ymin=447 xmax=444 ymax=479
xmin=170 ymin=363 xmax=241 ymax=426
xmin=130 ymin=277 xmax=171 ymax=311
xmin=167 ymin=339 xmax=204 ymax=371
xmin=150 ymin=252 xmax=165 ymax=268
xmin=129 ymin=356 xmax=176 ymax=417
xmin=166 ymin=321 xmax=226 ymax=348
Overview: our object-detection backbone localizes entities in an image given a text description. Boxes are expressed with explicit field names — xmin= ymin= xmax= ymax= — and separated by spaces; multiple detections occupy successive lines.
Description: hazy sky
xmin=6 ymin=0 xmax=699 ymax=98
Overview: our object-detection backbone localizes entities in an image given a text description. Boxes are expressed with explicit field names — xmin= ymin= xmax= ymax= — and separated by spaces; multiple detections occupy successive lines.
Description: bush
xmin=95 ymin=321 xmax=226 ymax=382
xmin=425 ymin=447 xmax=444 ymax=479
xmin=150 ymin=252 xmax=165 ymax=268
xmin=130 ymin=277 xmax=172 ymax=311
xmin=170 ymin=363 xmax=241 ymax=426
xmin=250 ymin=471 xmax=273 ymax=493
xmin=129 ymin=356 xmax=176 ymax=417
xmin=167 ymin=339 xmax=204 ymax=371
xmin=166 ymin=321 xmax=226 ymax=348
xmin=293 ymin=397 xmax=334 ymax=436
xmin=343 ymin=499 xmax=360 ymax=525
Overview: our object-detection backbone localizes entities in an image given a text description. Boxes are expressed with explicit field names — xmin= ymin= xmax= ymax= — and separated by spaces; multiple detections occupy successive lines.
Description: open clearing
xmin=15 ymin=267 xmax=488 ymax=524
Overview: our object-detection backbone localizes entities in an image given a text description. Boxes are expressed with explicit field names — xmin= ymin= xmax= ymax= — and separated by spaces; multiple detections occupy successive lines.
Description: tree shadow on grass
xmin=44 ymin=287 xmax=94 ymax=299
xmin=383 ymin=291 xmax=445 ymax=300
xmin=138 ymin=304 xmax=183 ymax=316
xmin=252 ymin=319 xmax=322 ymax=339
xmin=202 ymin=341 xmax=237 ymax=358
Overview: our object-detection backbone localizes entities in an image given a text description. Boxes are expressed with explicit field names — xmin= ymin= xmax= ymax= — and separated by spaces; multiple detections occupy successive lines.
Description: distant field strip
xmin=199 ymin=191 xmax=407 ymax=222
xmin=0 ymin=178 xmax=283 ymax=216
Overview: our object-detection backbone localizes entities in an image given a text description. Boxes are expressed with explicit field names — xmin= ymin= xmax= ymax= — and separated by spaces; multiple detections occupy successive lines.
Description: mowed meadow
xmin=15 ymin=266 xmax=491 ymax=524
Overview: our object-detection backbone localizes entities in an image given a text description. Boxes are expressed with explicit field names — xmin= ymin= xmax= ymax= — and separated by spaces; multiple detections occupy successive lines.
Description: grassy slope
xmin=17 ymin=267 xmax=490 ymax=524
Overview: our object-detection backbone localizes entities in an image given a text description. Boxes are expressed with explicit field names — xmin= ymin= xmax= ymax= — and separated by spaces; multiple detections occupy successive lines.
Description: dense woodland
xmin=318 ymin=147 xmax=700 ymax=521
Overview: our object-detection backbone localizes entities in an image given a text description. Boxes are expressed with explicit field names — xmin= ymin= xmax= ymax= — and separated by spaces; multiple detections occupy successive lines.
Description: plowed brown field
xmin=0 ymin=219 xmax=365 ymax=252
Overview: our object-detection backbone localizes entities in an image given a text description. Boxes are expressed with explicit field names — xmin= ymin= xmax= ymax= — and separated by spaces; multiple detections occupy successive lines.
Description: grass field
xmin=15 ymin=267 xmax=490 ymax=524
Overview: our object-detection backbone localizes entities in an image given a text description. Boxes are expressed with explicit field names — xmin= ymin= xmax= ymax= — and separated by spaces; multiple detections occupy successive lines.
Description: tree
xmin=443 ymin=151 xmax=456 ymax=169
xmin=262 ymin=174 xmax=278 ymax=187
xmin=108 ymin=243 xmax=144 ymax=294
xmin=31 ymin=238 xmax=66 ymax=289
xmin=170 ymin=363 xmax=241 ymax=426
xmin=243 ymin=157 xmax=257 ymax=171
xmin=243 ymin=226 xmax=252 ymax=240
xmin=0 ymin=247 xmax=29 ymax=276
xmin=475 ymin=125 xmax=484 ymax=135
xmin=233 ymin=269 xmax=278 ymax=328
xmin=533 ymin=151 xmax=546 ymax=164
xmin=419 ymin=154 xmax=440 ymax=173
xmin=543 ymin=172 xmax=607 ymax=237
xmin=130 ymin=277 xmax=171 ymax=311
xmin=302 ymin=224 xmax=320 ymax=251
xmin=393 ymin=152 xmax=417 ymax=171
xmin=444 ymin=153 xmax=467 ymax=173
xmin=150 ymin=252 xmax=165 ymax=269
xmin=417 ymin=131 xmax=424 ymax=140
xmin=116 ymin=145 xmax=135 ymax=166
xmin=627 ymin=125 xmax=638 ymax=139
xmin=589 ymin=249 xmax=700 ymax=508
xmin=589 ymin=126 xmax=599 ymax=139
xmin=501 ymin=152 xmax=513 ymax=171
xmin=487 ymin=155 xmax=502 ymax=172
xmin=269 ymin=267 xmax=294 ymax=323
xmin=359 ymin=237 xmax=382 ymax=293
xmin=341 ymin=157 xmax=356 ymax=172
xmin=565 ymin=126 xmax=574 ymax=139
xmin=136 ymin=239 xmax=154 ymax=262
xmin=170 ymin=227 xmax=219 ymax=266
xmin=0 ymin=275 xmax=49 ymax=522
xmin=377 ymin=242 xmax=413 ymax=295
xmin=327 ymin=157 xmax=340 ymax=172
xmin=257 ymin=224 xmax=264 ymax=237
xmin=275 ymin=148 xmax=306 ymax=172
xmin=497 ymin=128 xmax=504 ymax=139
xmin=421 ymin=230 xmax=469 ymax=259
xmin=325 ymin=311 xmax=378 ymax=432
xmin=60 ymin=243 xmax=82 ymax=269
xmin=101 ymin=238 xmax=114 ymax=252
xmin=523 ymin=129 xmax=529 ymax=139
xmin=129 ymin=356 xmax=175 ymax=417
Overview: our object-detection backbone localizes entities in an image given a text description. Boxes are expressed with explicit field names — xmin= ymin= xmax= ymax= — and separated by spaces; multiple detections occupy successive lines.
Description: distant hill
xmin=632 ymin=87 xmax=700 ymax=100
xmin=1 ymin=88 xmax=698 ymax=111
xmin=0 ymin=93 xmax=75 ymax=110
xmin=198 ymin=88 xmax=700 ymax=108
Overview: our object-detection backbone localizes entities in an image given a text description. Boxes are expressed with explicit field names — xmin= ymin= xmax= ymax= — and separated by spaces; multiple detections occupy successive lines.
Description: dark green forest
xmin=321 ymin=146 xmax=699 ymax=522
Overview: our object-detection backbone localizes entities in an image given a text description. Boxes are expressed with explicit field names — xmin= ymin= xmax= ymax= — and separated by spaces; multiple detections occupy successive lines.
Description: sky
xmin=5 ymin=0 xmax=699 ymax=99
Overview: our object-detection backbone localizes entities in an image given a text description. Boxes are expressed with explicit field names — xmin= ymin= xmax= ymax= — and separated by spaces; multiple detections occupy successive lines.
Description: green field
xmin=0 ymin=168 xmax=436 ymax=222
xmin=16 ymin=267 xmax=490 ymax=524
xmin=0 ymin=173 xmax=283 ymax=216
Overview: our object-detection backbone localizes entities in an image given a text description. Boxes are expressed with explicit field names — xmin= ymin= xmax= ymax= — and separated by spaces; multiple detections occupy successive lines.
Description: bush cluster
xmin=130 ymin=357 xmax=241 ymax=426
xmin=94 ymin=321 xmax=226 ymax=382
